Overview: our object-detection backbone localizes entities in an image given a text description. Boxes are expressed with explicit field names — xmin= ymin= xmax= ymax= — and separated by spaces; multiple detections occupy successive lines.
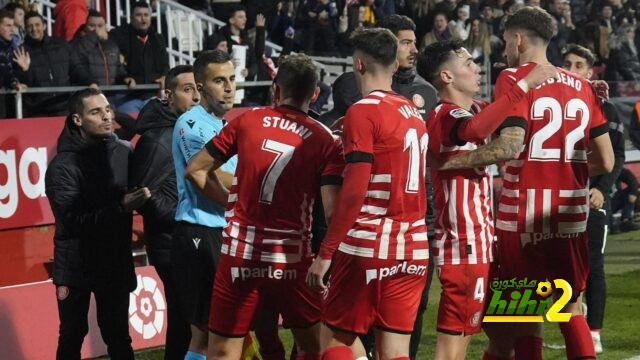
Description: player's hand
xmin=591 ymin=80 xmax=609 ymax=101
xmin=523 ymin=63 xmax=558 ymax=89
xmin=122 ymin=187 xmax=151 ymax=212
xmin=589 ymin=188 xmax=604 ymax=209
xmin=306 ymin=257 xmax=331 ymax=291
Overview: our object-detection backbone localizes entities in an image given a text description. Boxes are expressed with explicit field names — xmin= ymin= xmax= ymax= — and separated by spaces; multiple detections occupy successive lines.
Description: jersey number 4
xmin=260 ymin=139 xmax=295 ymax=204
xmin=529 ymin=97 xmax=590 ymax=163
xmin=403 ymin=128 xmax=428 ymax=193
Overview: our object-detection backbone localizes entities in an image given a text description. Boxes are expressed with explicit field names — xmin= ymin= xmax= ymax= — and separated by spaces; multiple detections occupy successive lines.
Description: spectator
xmin=480 ymin=4 xmax=501 ymax=36
xmin=3 ymin=2 xmax=25 ymax=45
xmin=465 ymin=17 xmax=491 ymax=64
xmin=52 ymin=0 xmax=88 ymax=41
xmin=130 ymin=65 xmax=200 ymax=360
xmin=409 ymin=0 xmax=440 ymax=46
xmin=301 ymin=0 xmax=339 ymax=55
xmin=110 ymin=1 xmax=169 ymax=113
xmin=450 ymin=3 xmax=471 ymax=40
xmin=612 ymin=167 xmax=640 ymax=232
xmin=269 ymin=0 xmax=295 ymax=46
xmin=14 ymin=12 xmax=72 ymax=116
xmin=45 ymin=88 xmax=150 ymax=360
xmin=0 ymin=9 xmax=19 ymax=90
xmin=204 ymin=32 xmax=229 ymax=53
xmin=599 ymin=3 xmax=617 ymax=33
xmin=71 ymin=11 xmax=136 ymax=88
xmin=547 ymin=17 xmax=566 ymax=66
xmin=204 ymin=5 xmax=252 ymax=87
xmin=605 ymin=23 xmax=640 ymax=81
xmin=420 ymin=11 xmax=460 ymax=49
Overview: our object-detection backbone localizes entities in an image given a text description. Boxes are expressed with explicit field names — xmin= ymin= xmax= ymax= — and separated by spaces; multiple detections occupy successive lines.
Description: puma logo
xmin=192 ymin=237 xmax=201 ymax=249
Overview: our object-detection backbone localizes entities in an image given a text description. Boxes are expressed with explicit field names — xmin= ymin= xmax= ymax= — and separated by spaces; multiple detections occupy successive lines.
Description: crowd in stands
xmin=3 ymin=0 xmax=640 ymax=116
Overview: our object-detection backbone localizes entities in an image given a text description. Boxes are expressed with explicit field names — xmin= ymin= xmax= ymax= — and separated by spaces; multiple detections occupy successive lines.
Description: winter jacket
xmin=129 ymin=99 xmax=178 ymax=266
xmin=53 ymin=0 xmax=88 ymax=41
xmin=45 ymin=120 xmax=136 ymax=291
xmin=70 ymin=31 xmax=128 ymax=86
xmin=606 ymin=42 xmax=640 ymax=81
xmin=109 ymin=24 xmax=169 ymax=85
xmin=18 ymin=35 xmax=71 ymax=115
xmin=0 ymin=37 xmax=18 ymax=89
xmin=590 ymin=101 xmax=625 ymax=200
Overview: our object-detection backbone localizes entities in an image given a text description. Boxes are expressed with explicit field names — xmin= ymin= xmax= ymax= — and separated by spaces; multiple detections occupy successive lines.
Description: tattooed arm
xmin=439 ymin=126 xmax=525 ymax=170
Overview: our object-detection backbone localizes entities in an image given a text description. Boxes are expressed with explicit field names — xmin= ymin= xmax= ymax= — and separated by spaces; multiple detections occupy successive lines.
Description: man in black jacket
xmin=71 ymin=10 xmax=135 ymax=88
xmin=45 ymin=88 xmax=151 ymax=360
xmin=129 ymin=65 xmax=200 ymax=360
xmin=109 ymin=1 xmax=169 ymax=112
xmin=14 ymin=12 xmax=71 ymax=116
xmin=324 ymin=15 xmax=439 ymax=360
xmin=563 ymin=44 xmax=625 ymax=354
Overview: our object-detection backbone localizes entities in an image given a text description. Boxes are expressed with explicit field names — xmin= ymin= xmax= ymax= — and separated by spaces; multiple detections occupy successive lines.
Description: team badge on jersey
xmin=449 ymin=108 xmax=473 ymax=119
xmin=412 ymin=94 xmax=425 ymax=108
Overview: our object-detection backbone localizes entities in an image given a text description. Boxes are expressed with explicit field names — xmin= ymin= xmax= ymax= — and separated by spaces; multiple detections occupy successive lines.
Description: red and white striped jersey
xmin=427 ymin=101 xmax=494 ymax=265
xmin=337 ymin=91 xmax=429 ymax=260
xmin=495 ymin=63 xmax=609 ymax=234
xmin=207 ymin=105 xmax=345 ymax=264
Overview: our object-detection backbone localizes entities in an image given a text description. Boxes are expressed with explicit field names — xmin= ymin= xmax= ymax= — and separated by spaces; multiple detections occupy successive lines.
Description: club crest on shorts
xmin=57 ymin=286 xmax=69 ymax=301
xmin=192 ymin=237 xmax=201 ymax=249
xmin=470 ymin=311 xmax=481 ymax=327
xmin=412 ymin=94 xmax=425 ymax=108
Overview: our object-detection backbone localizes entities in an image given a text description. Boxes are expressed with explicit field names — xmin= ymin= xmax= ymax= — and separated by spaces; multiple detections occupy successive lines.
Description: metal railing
xmin=0 ymin=81 xmax=274 ymax=119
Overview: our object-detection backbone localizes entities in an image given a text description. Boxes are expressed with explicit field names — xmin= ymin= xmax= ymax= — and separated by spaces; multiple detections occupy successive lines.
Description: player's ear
xmin=587 ymin=68 xmax=593 ymax=79
xmin=392 ymin=59 xmax=399 ymax=73
xmin=440 ymin=69 xmax=453 ymax=85
xmin=310 ymin=86 xmax=321 ymax=103
xmin=71 ymin=113 xmax=82 ymax=127
xmin=356 ymin=57 xmax=366 ymax=75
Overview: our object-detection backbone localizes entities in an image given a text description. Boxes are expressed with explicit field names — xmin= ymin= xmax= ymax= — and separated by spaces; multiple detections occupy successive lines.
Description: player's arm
xmin=307 ymin=111 xmax=374 ymax=291
xmin=184 ymin=120 xmax=238 ymax=205
xmin=185 ymin=150 xmax=229 ymax=206
xmin=454 ymin=64 xmax=558 ymax=142
xmin=588 ymin=133 xmax=614 ymax=176
xmin=440 ymin=124 xmax=526 ymax=170
xmin=319 ymin=138 xmax=346 ymax=224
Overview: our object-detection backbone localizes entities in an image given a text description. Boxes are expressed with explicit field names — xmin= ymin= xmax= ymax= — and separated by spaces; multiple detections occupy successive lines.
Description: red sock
xmin=390 ymin=357 xmax=410 ymax=360
xmin=514 ymin=336 xmax=542 ymax=360
xmin=321 ymin=346 xmax=353 ymax=360
xmin=559 ymin=315 xmax=596 ymax=360
xmin=482 ymin=351 xmax=514 ymax=360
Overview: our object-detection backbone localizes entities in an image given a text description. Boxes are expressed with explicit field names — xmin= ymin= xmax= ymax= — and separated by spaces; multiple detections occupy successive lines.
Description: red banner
xmin=0 ymin=117 xmax=65 ymax=230
xmin=0 ymin=266 xmax=167 ymax=359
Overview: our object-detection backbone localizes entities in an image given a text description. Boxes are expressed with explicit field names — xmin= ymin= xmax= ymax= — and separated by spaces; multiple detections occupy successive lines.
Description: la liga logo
xmin=129 ymin=275 xmax=166 ymax=339
xmin=483 ymin=278 xmax=573 ymax=323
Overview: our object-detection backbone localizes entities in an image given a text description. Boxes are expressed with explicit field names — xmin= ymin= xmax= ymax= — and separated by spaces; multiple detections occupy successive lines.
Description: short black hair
xmin=166 ymin=64 xmax=194 ymax=91
xmin=68 ymin=88 xmax=103 ymax=116
xmin=24 ymin=11 xmax=44 ymax=24
xmin=132 ymin=1 xmax=150 ymax=11
xmin=87 ymin=9 xmax=103 ymax=20
xmin=228 ymin=4 xmax=245 ymax=20
xmin=377 ymin=15 xmax=415 ymax=36
xmin=351 ymin=27 xmax=398 ymax=69
xmin=0 ymin=9 xmax=13 ymax=22
xmin=563 ymin=44 xmax=596 ymax=67
xmin=433 ymin=10 xmax=450 ymax=21
xmin=193 ymin=49 xmax=232 ymax=83
xmin=276 ymin=54 xmax=318 ymax=104
xmin=3 ymin=3 xmax=25 ymax=13
xmin=417 ymin=40 xmax=465 ymax=85
xmin=504 ymin=7 xmax=554 ymax=43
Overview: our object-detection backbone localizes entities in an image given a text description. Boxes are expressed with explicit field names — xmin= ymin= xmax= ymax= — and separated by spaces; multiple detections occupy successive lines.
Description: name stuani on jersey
xmin=262 ymin=116 xmax=313 ymax=139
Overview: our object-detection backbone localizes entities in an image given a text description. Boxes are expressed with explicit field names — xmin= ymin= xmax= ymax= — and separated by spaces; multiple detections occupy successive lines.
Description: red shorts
xmin=208 ymin=254 xmax=322 ymax=337
xmin=436 ymin=263 xmax=490 ymax=335
xmin=323 ymin=252 xmax=428 ymax=335
xmin=494 ymin=230 xmax=589 ymax=301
